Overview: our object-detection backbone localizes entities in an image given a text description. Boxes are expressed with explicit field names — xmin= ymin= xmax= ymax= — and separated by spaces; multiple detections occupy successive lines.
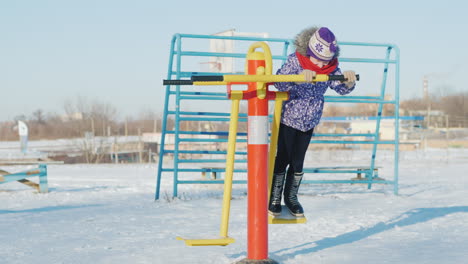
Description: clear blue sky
xmin=1 ymin=0 xmax=467 ymax=122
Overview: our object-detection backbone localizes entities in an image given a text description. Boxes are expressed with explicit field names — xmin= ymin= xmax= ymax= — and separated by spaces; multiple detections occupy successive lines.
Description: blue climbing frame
xmin=155 ymin=34 xmax=400 ymax=199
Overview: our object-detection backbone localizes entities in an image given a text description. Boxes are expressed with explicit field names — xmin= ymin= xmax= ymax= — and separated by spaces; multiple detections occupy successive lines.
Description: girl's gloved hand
xmin=301 ymin=69 xmax=316 ymax=83
xmin=343 ymin=71 xmax=356 ymax=88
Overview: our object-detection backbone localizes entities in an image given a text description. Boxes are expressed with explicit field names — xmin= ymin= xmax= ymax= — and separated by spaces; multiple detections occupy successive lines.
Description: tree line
xmin=0 ymin=97 xmax=166 ymax=141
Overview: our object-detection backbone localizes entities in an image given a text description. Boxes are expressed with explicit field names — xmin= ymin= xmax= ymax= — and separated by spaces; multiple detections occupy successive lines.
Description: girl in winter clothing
xmin=269 ymin=27 xmax=357 ymax=217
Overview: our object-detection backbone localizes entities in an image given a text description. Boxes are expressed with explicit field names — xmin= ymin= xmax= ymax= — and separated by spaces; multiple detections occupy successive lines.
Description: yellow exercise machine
xmin=167 ymin=42 xmax=358 ymax=246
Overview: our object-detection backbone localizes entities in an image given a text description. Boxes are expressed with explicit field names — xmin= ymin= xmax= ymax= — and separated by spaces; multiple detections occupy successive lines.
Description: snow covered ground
xmin=1 ymin=148 xmax=468 ymax=264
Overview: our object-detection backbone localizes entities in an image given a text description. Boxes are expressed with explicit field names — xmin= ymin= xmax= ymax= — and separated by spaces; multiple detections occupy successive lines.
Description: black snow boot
xmin=268 ymin=172 xmax=286 ymax=216
xmin=284 ymin=172 xmax=304 ymax=217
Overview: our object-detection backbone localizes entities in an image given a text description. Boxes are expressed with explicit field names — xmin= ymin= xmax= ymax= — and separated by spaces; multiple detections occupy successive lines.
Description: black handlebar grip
xmin=191 ymin=76 xmax=224 ymax=82
xmin=327 ymin=75 xmax=345 ymax=81
xmin=163 ymin=80 xmax=194 ymax=86
xmin=327 ymin=74 xmax=360 ymax=81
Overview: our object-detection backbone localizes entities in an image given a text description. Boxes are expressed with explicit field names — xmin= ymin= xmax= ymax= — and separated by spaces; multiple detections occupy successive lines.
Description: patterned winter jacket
xmin=274 ymin=53 xmax=355 ymax=132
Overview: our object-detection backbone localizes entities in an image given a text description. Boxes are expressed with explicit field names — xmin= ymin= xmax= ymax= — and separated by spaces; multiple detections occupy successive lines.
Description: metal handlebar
xmin=163 ymin=74 xmax=359 ymax=86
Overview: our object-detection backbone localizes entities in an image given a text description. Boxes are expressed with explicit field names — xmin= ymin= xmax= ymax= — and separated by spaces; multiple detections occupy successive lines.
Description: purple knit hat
xmin=306 ymin=27 xmax=337 ymax=61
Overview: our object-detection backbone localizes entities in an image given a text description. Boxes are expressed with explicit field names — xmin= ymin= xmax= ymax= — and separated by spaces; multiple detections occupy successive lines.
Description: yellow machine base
xmin=176 ymin=236 xmax=235 ymax=246
xmin=268 ymin=205 xmax=307 ymax=224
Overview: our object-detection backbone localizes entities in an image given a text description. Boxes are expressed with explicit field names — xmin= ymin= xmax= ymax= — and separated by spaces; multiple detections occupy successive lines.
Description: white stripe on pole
xmin=248 ymin=116 xmax=268 ymax=144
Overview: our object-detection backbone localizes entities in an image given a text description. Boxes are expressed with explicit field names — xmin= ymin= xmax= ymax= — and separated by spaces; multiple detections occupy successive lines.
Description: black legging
xmin=273 ymin=123 xmax=314 ymax=174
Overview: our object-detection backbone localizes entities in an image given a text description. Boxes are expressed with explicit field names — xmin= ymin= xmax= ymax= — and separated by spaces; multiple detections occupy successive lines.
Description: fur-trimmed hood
xmin=294 ymin=27 xmax=340 ymax=59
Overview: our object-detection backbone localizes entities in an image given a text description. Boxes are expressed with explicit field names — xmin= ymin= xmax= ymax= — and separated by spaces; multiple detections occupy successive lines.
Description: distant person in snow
xmin=269 ymin=27 xmax=357 ymax=217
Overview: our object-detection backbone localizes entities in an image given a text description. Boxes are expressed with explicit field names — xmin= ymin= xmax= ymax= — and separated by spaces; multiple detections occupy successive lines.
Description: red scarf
xmin=296 ymin=51 xmax=338 ymax=74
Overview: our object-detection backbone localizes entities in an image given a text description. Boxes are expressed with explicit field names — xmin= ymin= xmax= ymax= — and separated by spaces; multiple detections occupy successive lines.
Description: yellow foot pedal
xmin=176 ymin=236 xmax=235 ymax=246
xmin=268 ymin=205 xmax=307 ymax=224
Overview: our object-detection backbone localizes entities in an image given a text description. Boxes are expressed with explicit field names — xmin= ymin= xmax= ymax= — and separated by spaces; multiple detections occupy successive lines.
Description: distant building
xmin=60 ymin=112 xmax=84 ymax=122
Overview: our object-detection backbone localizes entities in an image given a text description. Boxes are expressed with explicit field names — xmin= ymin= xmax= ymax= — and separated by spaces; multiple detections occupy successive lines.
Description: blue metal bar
xmin=313 ymin=133 xmax=375 ymax=137
xmin=179 ymin=138 xmax=248 ymax=143
xmin=303 ymin=169 xmax=371 ymax=174
xmin=174 ymin=114 xmax=419 ymax=121
xmin=177 ymin=117 xmax=271 ymax=122
xmin=339 ymin=58 xmax=397 ymax=64
xmin=304 ymin=166 xmax=380 ymax=169
xmin=179 ymin=96 xmax=228 ymax=101
xmin=324 ymin=98 xmax=396 ymax=104
xmin=303 ymin=180 xmax=394 ymax=184
xmin=169 ymin=111 xmax=247 ymax=117
xmin=2 ymin=174 xmax=39 ymax=182
xmin=39 ymin=164 xmax=48 ymax=193
xmin=176 ymin=178 xmax=393 ymax=185
xmin=176 ymin=33 xmax=292 ymax=43
xmin=155 ymin=34 xmax=178 ymax=200
xmin=162 ymin=168 xmax=247 ymax=173
xmin=368 ymin=46 xmax=392 ymax=189
xmin=394 ymin=45 xmax=401 ymax=195
xmin=165 ymin=150 xmax=247 ymax=155
xmin=178 ymin=180 xmax=248 ymax=184
xmin=337 ymin=41 xmax=398 ymax=48
xmin=325 ymin=95 xmax=385 ymax=100
xmin=177 ymin=51 xmax=396 ymax=64
xmin=174 ymin=71 xmax=248 ymax=77
xmin=180 ymin=51 xmax=289 ymax=61
xmin=173 ymin=34 xmax=183 ymax=198
xmin=176 ymin=71 xmax=226 ymax=77
xmin=177 ymin=52 xmax=396 ymax=65
xmin=179 ymin=117 xmax=244 ymax=122
xmin=169 ymin=91 xmax=227 ymax=97
xmin=321 ymin=116 xmax=423 ymax=121
xmin=165 ymin=130 xmax=248 ymax=136
xmin=177 ymin=179 xmax=393 ymax=185
xmin=178 ymin=159 xmax=247 ymax=163
xmin=310 ymin=140 xmax=396 ymax=144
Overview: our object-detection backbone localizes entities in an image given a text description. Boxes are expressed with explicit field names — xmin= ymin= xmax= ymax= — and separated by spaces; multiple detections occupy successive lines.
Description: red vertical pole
xmin=246 ymin=54 xmax=269 ymax=260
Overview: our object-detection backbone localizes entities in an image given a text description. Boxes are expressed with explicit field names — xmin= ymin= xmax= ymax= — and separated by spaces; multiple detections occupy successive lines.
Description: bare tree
xmin=31 ymin=109 xmax=46 ymax=125
xmin=62 ymin=96 xmax=118 ymax=137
